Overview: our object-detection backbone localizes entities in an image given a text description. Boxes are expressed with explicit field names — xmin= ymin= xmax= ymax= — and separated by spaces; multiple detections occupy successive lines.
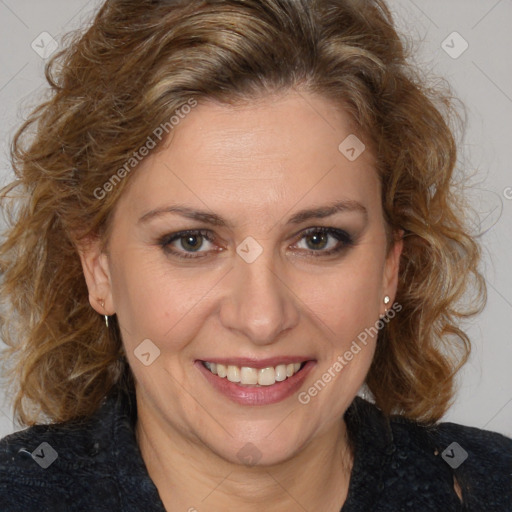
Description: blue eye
xmin=158 ymin=227 xmax=354 ymax=260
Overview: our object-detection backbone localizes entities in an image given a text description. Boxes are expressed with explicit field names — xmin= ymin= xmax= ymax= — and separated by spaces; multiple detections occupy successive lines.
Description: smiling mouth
xmin=201 ymin=361 xmax=307 ymax=387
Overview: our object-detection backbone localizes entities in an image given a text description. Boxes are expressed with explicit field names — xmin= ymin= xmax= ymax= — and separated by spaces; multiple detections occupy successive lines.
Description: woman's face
xmin=81 ymin=91 xmax=401 ymax=465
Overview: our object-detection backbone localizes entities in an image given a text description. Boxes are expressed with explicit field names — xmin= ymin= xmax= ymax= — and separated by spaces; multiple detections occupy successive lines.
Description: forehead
xmin=115 ymin=91 xmax=380 ymax=224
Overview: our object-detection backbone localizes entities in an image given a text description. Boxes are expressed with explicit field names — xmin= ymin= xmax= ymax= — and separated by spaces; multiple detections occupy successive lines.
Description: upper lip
xmin=198 ymin=357 xmax=315 ymax=369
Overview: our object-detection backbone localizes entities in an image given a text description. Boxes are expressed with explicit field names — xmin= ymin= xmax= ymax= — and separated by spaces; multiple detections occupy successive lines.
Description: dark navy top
xmin=0 ymin=382 xmax=510 ymax=511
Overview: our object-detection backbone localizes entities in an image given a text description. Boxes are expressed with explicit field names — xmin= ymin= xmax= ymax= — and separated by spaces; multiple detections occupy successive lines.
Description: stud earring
xmin=383 ymin=295 xmax=390 ymax=314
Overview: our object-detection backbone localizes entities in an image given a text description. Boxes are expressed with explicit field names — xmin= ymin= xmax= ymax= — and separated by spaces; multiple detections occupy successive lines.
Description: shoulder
xmin=0 ymin=383 xmax=162 ymax=512
xmin=0 ymin=401 xmax=122 ymax=511
xmin=432 ymin=420 xmax=512 ymax=505
xmin=390 ymin=410 xmax=512 ymax=510
xmin=0 ymin=416 xmax=109 ymax=469
xmin=390 ymin=412 xmax=512 ymax=474
xmin=346 ymin=398 xmax=512 ymax=511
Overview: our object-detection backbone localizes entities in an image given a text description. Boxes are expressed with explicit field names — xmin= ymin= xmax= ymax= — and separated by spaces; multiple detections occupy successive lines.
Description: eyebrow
xmin=138 ymin=200 xmax=367 ymax=227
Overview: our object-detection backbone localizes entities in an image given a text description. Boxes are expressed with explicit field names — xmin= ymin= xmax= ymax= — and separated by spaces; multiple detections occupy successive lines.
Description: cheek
xmin=303 ymin=247 xmax=386 ymax=341
xmin=109 ymin=248 xmax=220 ymax=351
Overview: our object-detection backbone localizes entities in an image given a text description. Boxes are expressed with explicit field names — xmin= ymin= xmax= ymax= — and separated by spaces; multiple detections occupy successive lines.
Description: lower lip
xmin=196 ymin=360 xmax=316 ymax=406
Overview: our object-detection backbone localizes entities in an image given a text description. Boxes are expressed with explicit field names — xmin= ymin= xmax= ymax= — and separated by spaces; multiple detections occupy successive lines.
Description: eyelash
xmin=158 ymin=227 xmax=354 ymax=260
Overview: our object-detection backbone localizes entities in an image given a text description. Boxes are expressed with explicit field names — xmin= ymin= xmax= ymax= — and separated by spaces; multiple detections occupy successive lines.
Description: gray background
xmin=0 ymin=0 xmax=511 ymax=438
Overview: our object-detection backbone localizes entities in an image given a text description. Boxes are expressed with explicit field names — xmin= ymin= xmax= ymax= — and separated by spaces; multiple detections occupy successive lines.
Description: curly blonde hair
xmin=0 ymin=0 xmax=485 ymax=426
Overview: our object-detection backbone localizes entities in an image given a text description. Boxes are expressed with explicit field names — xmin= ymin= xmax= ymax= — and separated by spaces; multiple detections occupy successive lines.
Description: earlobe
xmin=77 ymin=238 xmax=114 ymax=316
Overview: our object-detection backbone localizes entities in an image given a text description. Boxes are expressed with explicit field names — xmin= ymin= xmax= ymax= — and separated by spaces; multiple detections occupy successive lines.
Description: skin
xmin=80 ymin=90 xmax=403 ymax=511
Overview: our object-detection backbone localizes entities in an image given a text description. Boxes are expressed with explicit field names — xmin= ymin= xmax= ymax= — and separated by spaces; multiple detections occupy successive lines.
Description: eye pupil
xmin=306 ymin=232 xmax=328 ymax=250
xmin=182 ymin=235 xmax=202 ymax=251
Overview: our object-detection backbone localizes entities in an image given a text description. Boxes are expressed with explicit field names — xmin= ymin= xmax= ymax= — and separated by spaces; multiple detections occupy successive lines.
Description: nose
xmin=219 ymin=249 xmax=300 ymax=346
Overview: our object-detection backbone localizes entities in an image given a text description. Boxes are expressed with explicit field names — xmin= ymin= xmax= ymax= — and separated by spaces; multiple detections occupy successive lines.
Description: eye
xmin=293 ymin=227 xmax=353 ymax=256
xmin=159 ymin=229 xmax=217 ymax=259
xmin=158 ymin=226 xmax=354 ymax=260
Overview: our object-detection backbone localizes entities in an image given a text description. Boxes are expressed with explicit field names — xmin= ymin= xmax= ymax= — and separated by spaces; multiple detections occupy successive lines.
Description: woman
xmin=0 ymin=0 xmax=510 ymax=510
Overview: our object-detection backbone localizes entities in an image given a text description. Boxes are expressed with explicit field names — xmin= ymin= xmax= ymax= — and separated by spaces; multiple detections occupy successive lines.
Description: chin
xmin=206 ymin=429 xmax=305 ymax=468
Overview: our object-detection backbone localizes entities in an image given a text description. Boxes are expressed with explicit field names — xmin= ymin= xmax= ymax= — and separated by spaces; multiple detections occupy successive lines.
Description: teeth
xmin=240 ymin=366 xmax=258 ymax=385
xmin=217 ymin=363 xmax=227 ymax=378
xmin=258 ymin=367 xmax=275 ymax=386
xmin=203 ymin=361 xmax=305 ymax=386
xmin=227 ymin=365 xmax=240 ymax=382
xmin=275 ymin=364 xmax=287 ymax=382
xmin=204 ymin=362 xmax=217 ymax=374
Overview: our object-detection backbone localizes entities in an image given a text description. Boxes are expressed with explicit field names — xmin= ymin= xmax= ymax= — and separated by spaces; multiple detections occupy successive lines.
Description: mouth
xmin=195 ymin=358 xmax=316 ymax=406
xmin=201 ymin=360 xmax=307 ymax=387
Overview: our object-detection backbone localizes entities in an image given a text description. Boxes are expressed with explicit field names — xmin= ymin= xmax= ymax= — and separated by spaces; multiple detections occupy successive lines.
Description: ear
xmin=77 ymin=237 xmax=115 ymax=316
xmin=381 ymin=230 xmax=403 ymax=312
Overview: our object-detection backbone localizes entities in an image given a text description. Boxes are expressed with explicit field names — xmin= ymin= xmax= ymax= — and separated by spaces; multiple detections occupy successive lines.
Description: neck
xmin=136 ymin=403 xmax=354 ymax=512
